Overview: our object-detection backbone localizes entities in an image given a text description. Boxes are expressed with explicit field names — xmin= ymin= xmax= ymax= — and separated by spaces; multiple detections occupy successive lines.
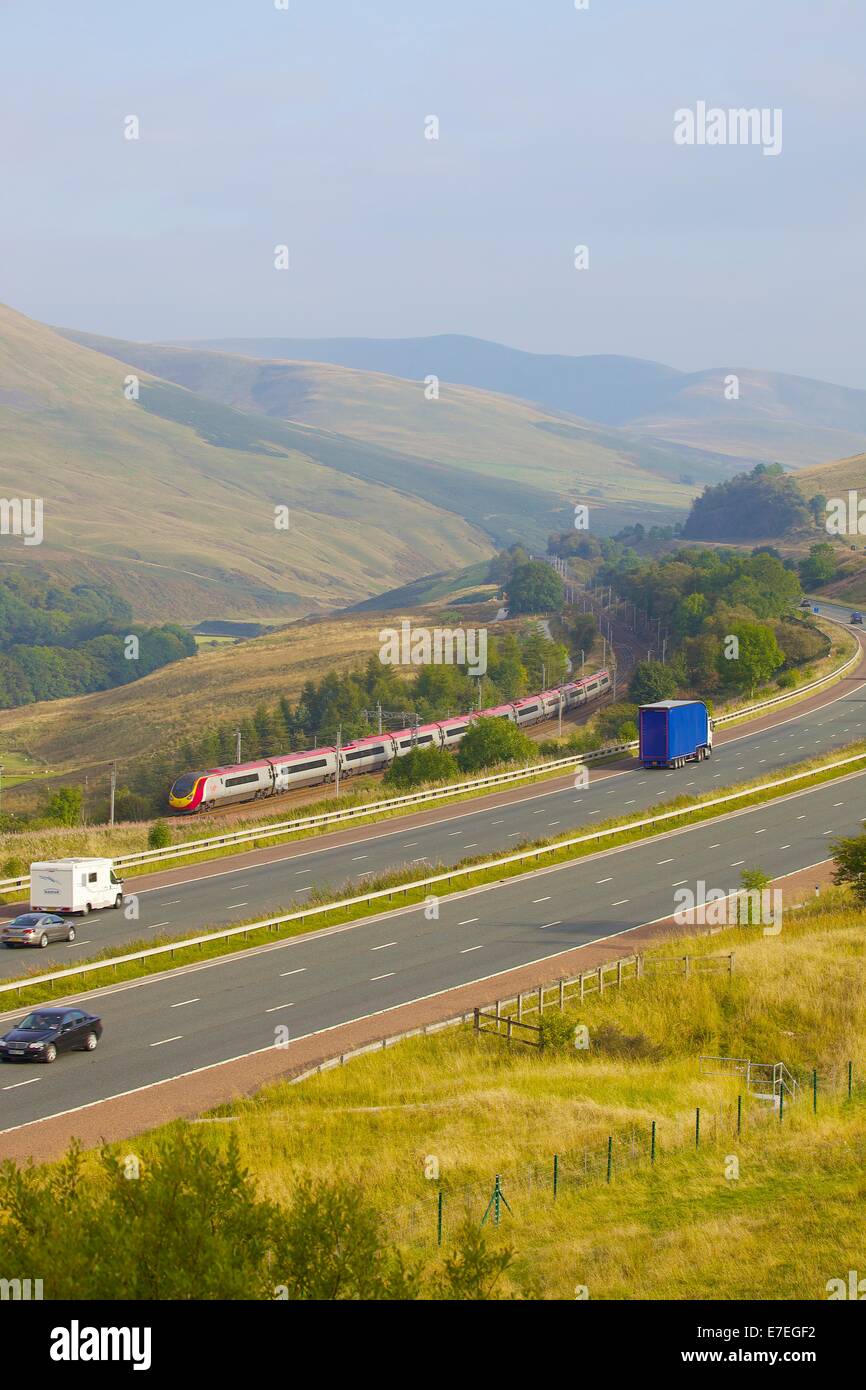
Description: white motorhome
xmin=30 ymin=858 xmax=124 ymax=915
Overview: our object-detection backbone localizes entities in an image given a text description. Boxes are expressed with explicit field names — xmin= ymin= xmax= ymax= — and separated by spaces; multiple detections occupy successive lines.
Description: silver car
xmin=1 ymin=913 xmax=76 ymax=948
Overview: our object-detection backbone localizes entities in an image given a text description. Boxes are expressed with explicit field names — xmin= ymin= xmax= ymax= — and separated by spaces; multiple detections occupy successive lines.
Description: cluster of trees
xmin=487 ymin=547 xmax=564 ymax=614
xmin=0 ymin=572 xmax=196 ymax=707
xmin=0 ymin=1133 xmax=517 ymax=1300
xmin=682 ymin=463 xmax=812 ymax=541
xmin=799 ymin=542 xmax=837 ymax=589
xmin=596 ymin=547 xmax=828 ymax=700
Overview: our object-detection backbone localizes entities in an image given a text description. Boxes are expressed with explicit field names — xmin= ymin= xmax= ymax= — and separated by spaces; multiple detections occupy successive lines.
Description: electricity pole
xmin=335 ymin=725 xmax=342 ymax=798
xmin=0 ymin=764 xmax=3 ymax=820
xmin=580 ymin=649 xmax=585 ymax=676
xmin=558 ymin=687 xmax=564 ymax=738
xmin=235 ymin=727 xmax=242 ymax=764
xmin=109 ymin=760 xmax=117 ymax=827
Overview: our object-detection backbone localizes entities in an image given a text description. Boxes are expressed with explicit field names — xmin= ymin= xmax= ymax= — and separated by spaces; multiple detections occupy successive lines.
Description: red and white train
xmin=168 ymin=669 xmax=611 ymax=813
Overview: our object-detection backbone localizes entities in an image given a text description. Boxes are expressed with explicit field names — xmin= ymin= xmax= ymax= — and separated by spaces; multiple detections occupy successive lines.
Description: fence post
xmin=737 ymin=1094 xmax=742 ymax=1136
xmin=437 ymin=1188 xmax=443 ymax=1247
xmin=598 ymin=965 xmax=604 ymax=995
xmin=729 ymin=951 xmax=735 ymax=976
xmin=506 ymin=1018 xmax=513 ymax=1046
xmin=538 ymin=984 xmax=544 ymax=1016
xmin=636 ymin=953 xmax=643 ymax=980
xmin=558 ymin=979 xmax=565 ymax=1010
xmin=848 ymin=1060 xmax=853 ymax=1100
xmin=580 ymin=972 xmax=585 ymax=1002
xmin=812 ymin=1069 xmax=818 ymax=1115
xmin=517 ymin=992 xmax=523 ymax=1021
xmin=684 ymin=954 xmax=690 ymax=979
xmin=779 ymin=1084 xmax=784 ymax=1125
xmin=473 ymin=1008 xmax=479 ymax=1036
xmin=495 ymin=999 xmax=501 ymax=1022
xmin=553 ymin=1154 xmax=559 ymax=1199
xmin=606 ymin=1135 xmax=613 ymax=1183
xmin=695 ymin=1108 xmax=700 ymax=1148
xmin=616 ymin=959 xmax=623 ymax=988
xmin=651 ymin=1120 xmax=656 ymax=1165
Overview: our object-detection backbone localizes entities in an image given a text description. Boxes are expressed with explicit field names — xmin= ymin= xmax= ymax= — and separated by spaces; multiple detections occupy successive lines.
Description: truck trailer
xmin=638 ymin=699 xmax=713 ymax=769
xmin=30 ymin=858 xmax=124 ymax=915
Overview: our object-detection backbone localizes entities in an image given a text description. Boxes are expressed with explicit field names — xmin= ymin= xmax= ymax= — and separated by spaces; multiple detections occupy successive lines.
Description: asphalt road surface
xmin=1 ymin=615 xmax=863 ymax=979
xmin=0 ymin=761 xmax=862 ymax=1130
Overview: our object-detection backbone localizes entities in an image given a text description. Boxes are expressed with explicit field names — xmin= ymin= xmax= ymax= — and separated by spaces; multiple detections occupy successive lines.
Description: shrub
xmin=148 ymin=819 xmax=172 ymax=850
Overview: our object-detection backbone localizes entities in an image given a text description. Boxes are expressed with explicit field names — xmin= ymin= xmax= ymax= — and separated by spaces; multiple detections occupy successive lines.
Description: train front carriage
xmin=437 ymin=716 xmax=474 ymax=748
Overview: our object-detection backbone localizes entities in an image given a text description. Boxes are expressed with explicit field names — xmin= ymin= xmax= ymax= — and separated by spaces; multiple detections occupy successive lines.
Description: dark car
xmin=0 ymin=1008 xmax=102 ymax=1063
xmin=851 ymin=612 xmax=863 ymax=625
xmin=1 ymin=913 xmax=76 ymax=949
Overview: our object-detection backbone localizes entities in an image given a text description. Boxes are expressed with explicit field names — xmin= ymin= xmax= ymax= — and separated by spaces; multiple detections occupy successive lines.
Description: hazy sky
xmin=2 ymin=0 xmax=864 ymax=384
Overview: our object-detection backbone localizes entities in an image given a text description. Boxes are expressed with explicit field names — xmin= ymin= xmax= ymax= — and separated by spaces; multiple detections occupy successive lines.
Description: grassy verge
xmin=77 ymin=896 xmax=866 ymax=1298
xmin=2 ymin=740 xmax=865 ymax=1009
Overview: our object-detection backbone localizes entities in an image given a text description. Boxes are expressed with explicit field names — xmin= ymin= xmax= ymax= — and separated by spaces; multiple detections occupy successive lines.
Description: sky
xmin=1 ymin=0 xmax=865 ymax=385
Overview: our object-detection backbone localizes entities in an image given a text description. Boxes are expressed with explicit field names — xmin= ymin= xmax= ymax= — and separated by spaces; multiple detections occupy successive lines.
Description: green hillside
xmin=0 ymin=304 xmax=491 ymax=623
xmin=60 ymin=329 xmax=707 ymax=525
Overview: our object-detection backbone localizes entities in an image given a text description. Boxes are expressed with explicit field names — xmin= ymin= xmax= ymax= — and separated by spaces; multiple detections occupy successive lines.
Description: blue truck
xmin=638 ymin=699 xmax=713 ymax=769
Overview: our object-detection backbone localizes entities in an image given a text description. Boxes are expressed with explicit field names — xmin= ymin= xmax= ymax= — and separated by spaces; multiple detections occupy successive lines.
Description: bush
xmin=776 ymin=669 xmax=798 ymax=689
xmin=148 ymin=819 xmax=172 ymax=849
xmin=455 ymin=718 xmax=536 ymax=775
xmin=383 ymin=746 xmax=457 ymax=789
xmin=1 ymin=856 xmax=26 ymax=879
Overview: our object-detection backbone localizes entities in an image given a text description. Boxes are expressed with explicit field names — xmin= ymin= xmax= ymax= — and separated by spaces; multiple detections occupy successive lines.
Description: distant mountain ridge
xmin=173 ymin=333 xmax=866 ymax=469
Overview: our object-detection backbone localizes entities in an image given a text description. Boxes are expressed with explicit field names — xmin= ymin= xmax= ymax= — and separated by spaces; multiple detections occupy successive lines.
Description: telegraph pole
xmin=235 ymin=727 xmax=242 ymax=764
xmin=580 ymin=649 xmax=585 ymax=676
xmin=558 ymin=687 xmax=564 ymax=738
xmin=0 ymin=764 xmax=3 ymax=820
xmin=335 ymin=725 xmax=342 ymax=798
xmin=109 ymin=760 xmax=117 ymax=827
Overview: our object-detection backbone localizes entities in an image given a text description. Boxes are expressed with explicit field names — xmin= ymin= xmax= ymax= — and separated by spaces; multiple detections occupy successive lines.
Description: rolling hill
xmin=58 ymin=329 xmax=715 ymax=519
xmin=170 ymin=333 xmax=866 ymax=471
xmin=0 ymin=304 xmax=492 ymax=623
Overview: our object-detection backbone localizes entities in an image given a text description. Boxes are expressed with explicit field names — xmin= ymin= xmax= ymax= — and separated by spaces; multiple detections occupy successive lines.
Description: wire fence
xmin=381 ymin=1061 xmax=865 ymax=1250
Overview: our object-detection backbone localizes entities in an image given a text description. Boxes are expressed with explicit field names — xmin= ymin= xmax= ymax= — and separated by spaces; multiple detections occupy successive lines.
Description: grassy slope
xmin=119 ymin=898 xmax=866 ymax=1299
xmin=0 ymin=304 xmax=490 ymax=622
xmin=59 ymin=330 xmax=703 ymax=521
xmin=0 ymin=610 xmax=411 ymax=773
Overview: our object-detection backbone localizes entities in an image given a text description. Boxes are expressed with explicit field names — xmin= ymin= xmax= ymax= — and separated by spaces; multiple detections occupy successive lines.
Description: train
xmin=168 ymin=669 xmax=611 ymax=813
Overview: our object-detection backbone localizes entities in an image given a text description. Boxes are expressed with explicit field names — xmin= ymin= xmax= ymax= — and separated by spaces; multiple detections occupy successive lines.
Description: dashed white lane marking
xmin=597 ymin=877 xmax=613 ymax=884
xmin=2 ymin=1077 xmax=41 ymax=1090
xmin=371 ymin=941 xmax=397 ymax=951
xmin=170 ymin=998 xmax=199 ymax=1008
xmin=532 ymin=896 xmax=551 ymax=903
xmin=460 ymin=945 xmax=483 ymax=954
xmin=730 ymin=860 xmax=745 ymax=867
xmin=226 ymin=903 xmax=247 ymax=910
xmin=458 ymin=918 xmax=479 ymax=926
xmin=150 ymin=1036 xmax=183 ymax=1047
xmin=265 ymin=1003 xmax=294 ymax=1013
xmin=279 ymin=968 xmax=306 ymax=978
xmin=656 ymin=859 xmax=674 ymax=865
xmin=612 ymin=899 xmax=629 ymax=907
xmin=161 ymin=899 xmax=183 ymax=906
xmin=351 ymin=855 xmax=368 ymax=861
xmin=539 ymin=921 xmax=562 ymax=930
xmin=370 ymin=972 xmax=395 ymax=980
xmin=149 ymin=922 xmax=170 ymax=929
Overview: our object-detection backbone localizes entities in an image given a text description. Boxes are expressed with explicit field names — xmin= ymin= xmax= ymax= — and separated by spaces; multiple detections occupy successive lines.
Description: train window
xmin=344 ymin=746 xmax=385 ymax=761
xmin=224 ymin=772 xmax=261 ymax=788
xmin=399 ymin=734 xmax=433 ymax=747
xmin=517 ymin=704 xmax=540 ymax=716
xmin=444 ymin=724 xmax=468 ymax=736
xmin=282 ymin=758 xmax=329 ymax=774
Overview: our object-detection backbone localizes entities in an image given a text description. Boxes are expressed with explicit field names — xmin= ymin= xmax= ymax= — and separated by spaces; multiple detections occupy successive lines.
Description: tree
xmin=506 ymin=561 xmax=564 ymax=615
xmin=628 ymin=660 xmax=678 ymax=704
xmin=718 ymin=622 xmax=784 ymax=695
xmin=831 ymin=831 xmax=866 ymax=904
xmin=383 ymin=745 xmax=457 ymax=789
xmin=798 ymin=542 xmax=836 ymax=589
xmin=43 ymin=786 xmax=83 ymax=826
xmin=455 ymin=717 xmax=536 ymax=774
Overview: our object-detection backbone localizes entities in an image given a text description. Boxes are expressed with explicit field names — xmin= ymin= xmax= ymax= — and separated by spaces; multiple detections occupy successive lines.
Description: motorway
xmin=0 ymin=602 xmax=863 ymax=1133
xmin=0 ymin=608 xmax=863 ymax=979
xmin=0 ymin=763 xmax=863 ymax=1131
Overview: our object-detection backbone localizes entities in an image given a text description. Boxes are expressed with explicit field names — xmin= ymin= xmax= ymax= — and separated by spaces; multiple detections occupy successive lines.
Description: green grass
xmin=110 ymin=897 xmax=866 ymax=1299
